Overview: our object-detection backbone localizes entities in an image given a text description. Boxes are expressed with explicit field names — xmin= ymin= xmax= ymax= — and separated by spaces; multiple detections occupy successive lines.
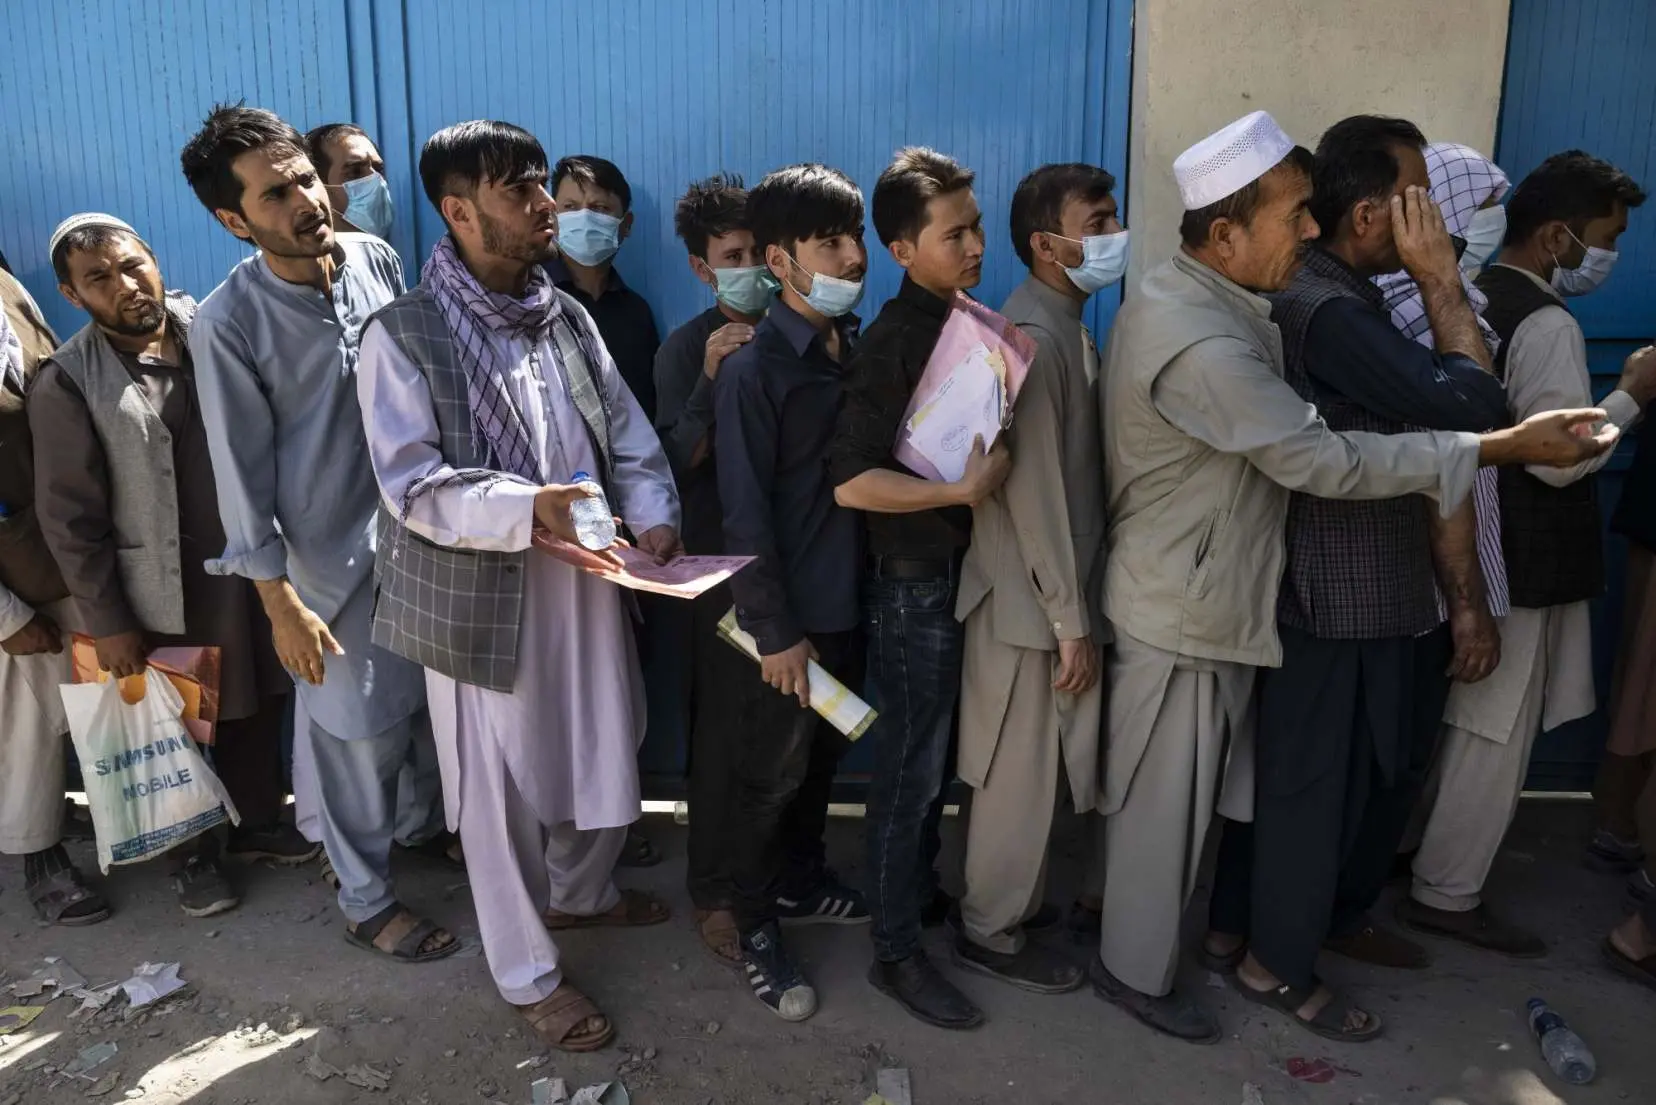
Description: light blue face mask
xmin=712 ymin=264 xmax=779 ymax=316
xmin=1052 ymin=229 xmax=1130 ymax=295
xmin=1458 ymin=205 xmax=1505 ymax=273
xmin=557 ymin=209 xmax=623 ymax=267
xmin=342 ymin=171 xmax=394 ymax=239
xmin=785 ymin=253 xmax=864 ymax=317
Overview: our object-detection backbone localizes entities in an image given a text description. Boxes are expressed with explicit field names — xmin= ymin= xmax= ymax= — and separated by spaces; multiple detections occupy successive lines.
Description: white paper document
xmin=904 ymin=341 xmax=1007 ymax=482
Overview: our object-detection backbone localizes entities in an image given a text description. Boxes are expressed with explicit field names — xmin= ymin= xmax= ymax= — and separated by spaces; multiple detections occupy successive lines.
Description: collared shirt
xmin=543 ymin=256 xmax=661 ymax=422
xmin=829 ymin=276 xmax=972 ymax=560
xmin=654 ymin=305 xmax=728 ymax=555
xmin=715 ymin=300 xmax=861 ymax=655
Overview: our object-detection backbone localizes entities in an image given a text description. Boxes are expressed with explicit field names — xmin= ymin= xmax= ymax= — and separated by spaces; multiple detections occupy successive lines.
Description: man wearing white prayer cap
xmin=1090 ymin=109 xmax=1619 ymax=1043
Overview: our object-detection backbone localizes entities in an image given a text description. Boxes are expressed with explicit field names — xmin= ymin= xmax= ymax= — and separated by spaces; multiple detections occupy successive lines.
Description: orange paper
xmin=70 ymin=636 xmax=221 ymax=745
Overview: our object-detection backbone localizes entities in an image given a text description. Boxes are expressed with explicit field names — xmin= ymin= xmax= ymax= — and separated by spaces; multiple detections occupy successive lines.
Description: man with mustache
xmin=180 ymin=104 xmax=453 ymax=963
xmin=29 ymin=214 xmax=316 ymax=916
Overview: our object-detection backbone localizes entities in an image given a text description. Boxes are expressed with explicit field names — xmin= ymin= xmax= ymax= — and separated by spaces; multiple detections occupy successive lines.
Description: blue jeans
xmin=862 ymin=566 xmax=964 ymax=962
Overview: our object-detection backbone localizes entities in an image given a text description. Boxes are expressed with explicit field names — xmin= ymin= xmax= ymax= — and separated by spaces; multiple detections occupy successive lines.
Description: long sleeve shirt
xmin=653 ymin=306 xmax=727 ymax=555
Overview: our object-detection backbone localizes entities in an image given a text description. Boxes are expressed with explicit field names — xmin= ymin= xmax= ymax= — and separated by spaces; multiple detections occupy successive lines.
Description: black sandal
xmin=28 ymin=865 xmax=112 ymax=927
xmin=1229 ymin=973 xmax=1383 ymax=1042
xmin=345 ymin=903 xmax=459 ymax=963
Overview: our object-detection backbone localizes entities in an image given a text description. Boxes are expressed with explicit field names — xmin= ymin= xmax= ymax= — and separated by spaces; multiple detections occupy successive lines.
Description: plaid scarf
xmin=422 ymin=234 xmax=559 ymax=482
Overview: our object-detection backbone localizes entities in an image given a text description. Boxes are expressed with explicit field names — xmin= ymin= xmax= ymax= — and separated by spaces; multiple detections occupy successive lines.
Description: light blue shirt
xmin=189 ymin=232 xmax=424 ymax=738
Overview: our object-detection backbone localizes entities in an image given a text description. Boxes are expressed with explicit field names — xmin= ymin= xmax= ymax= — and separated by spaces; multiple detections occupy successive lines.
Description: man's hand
xmin=1052 ymin=636 xmax=1099 ymax=695
xmin=704 ymin=323 xmax=755 ymax=380
xmin=1392 ymin=186 xmax=1462 ymax=287
xmin=1617 ymin=345 xmax=1656 ymax=407
xmin=534 ymin=484 xmax=625 ymax=573
xmin=761 ymin=638 xmax=818 ymax=708
xmin=1 ymin=613 xmax=62 ymax=657
xmin=1446 ymin=602 xmax=1500 ymax=684
xmin=256 ymin=580 xmax=343 ymax=686
xmin=94 ymin=630 xmax=149 ymax=679
xmin=1481 ymin=408 xmax=1618 ymax=468
xmin=952 ymin=436 xmax=1012 ymax=506
xmin=635 ymin=525 xmax=683 ymax=564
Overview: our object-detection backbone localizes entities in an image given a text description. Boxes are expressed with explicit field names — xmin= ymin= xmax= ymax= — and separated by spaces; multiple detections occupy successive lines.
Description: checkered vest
xmin=367 ymin=285 xmax=613 ymax=690
xmin=1268 ymin=249 xmax=1439 ymax=639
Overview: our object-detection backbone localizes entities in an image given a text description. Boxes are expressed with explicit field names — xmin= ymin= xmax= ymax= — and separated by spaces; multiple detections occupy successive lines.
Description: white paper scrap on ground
xmin=119 ymin=963 xmax=185 ymax=1008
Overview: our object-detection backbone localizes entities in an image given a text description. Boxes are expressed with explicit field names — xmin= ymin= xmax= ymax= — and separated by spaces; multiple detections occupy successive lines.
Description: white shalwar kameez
xmin=357 ymin=319 xmax=678 ymax=1005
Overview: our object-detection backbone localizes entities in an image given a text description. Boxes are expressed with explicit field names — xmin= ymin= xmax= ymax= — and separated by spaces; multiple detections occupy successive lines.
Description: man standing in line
xmin=830 ymin=147 xmax=1011 ymax=1030
xmin=654 ymin=173 xmax=779 ymax=965
xmin=32 ymin=215 xmax=317 ymax=916
xmin=359 ymin=119 xmax=677 ymax=1052
xmin=715 ymin=164 xmax=871 ymax=1021
xmin=180 ymin=103 xmax=452 ymax=962
xmin=1093 ymin=109 xmax=1617 ymax=1045
xmin=307 ymin=123 xmax=396 ymax=240
xmin=954 ymin=162 xmax=1124 ymax=992
xmin=1404 ymin=152 xmax=1650 ymax=954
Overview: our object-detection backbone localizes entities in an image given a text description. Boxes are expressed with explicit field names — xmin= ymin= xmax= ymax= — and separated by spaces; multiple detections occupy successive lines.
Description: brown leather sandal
xmin=696 ymin=908 xmax=744 ymax=969
xmin=544 ymin=888 xmax=671 ymax=930
xmin=517 ymin=984 xmax=615 ymax=1052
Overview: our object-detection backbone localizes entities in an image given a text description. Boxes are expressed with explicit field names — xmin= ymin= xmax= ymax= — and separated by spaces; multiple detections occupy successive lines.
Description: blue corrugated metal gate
xmin=1498 ymin=0 xmax=1656 ymax=789
xmin=0 ymin=0 xmax=1133 ymax=786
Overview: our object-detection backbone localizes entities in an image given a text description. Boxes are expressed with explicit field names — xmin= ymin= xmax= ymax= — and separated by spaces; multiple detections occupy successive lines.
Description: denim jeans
xmin=862 ymin=567 xmax=964 ymax=962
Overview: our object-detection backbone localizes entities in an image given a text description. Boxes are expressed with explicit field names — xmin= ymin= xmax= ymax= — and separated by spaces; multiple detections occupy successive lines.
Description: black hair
xmin=1504 ymin=149 xmax=1647 ymax=246
xmin=552 ymin=155 xmax=632 ymax=212
xmin=1009 ymin=163 xmax=1117 ymax=268
xmin=1308 ymin=114 xmax=1427 ymax=239
xmin=305 ymin=122 xmax=369 ymax=182
xmin=871 ymin=147 xmax=976 ymax=247
xmin=51 ymin=225 xmax=152 ymax=285
xmin=673 ymin=173 xmax=748 ymax=259
xmin=418 ymin=120 xmax=549 ymax=215
xmin=1179 ymin=146 xmax=1315 ymax=249
xmin=180 ymin=102 xmax=310 ymax=215
xmin=747 ymin=163 xmax=864 ymax=255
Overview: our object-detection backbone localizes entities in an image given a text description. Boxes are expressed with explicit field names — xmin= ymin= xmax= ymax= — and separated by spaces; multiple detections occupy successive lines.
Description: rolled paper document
xmin=716 ymin=609 xmax=877 ymax=740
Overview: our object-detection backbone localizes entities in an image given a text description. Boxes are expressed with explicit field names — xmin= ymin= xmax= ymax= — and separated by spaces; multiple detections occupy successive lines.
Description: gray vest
xmin=368 ymin=284 xmax=614 ymax=691
xmin=45 ymin=293 xmax=197 ymax=635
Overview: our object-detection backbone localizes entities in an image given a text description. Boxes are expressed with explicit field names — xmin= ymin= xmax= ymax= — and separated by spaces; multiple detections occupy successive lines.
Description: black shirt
xmin=543 ymin=256 xmax=661 ymax=422
xmin=829 ymin=276 xmax=972 ymax=559
xmin=654 ymin=305 xmax=727 ymax=556
xmin=714 ymin=301 xmax=861 ymax=655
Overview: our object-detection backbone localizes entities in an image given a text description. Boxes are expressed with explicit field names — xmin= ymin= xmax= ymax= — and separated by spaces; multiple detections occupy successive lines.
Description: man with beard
xmin=357 ymin=120 xmax=677 ymax=1050
xmin=29 ymin=214 xmax=316 ymax=916
xmin=180 ymin=104 xmax=453 ymax=963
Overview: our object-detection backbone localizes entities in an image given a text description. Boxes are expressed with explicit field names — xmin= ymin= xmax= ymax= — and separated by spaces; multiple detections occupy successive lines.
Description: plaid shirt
xmin=1269 ymin=249 xmax=1441 ymax=640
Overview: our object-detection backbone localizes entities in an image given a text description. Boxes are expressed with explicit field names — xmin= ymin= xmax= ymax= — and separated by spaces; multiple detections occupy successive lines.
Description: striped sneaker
xmin=777 ymin=878 xmax=870 ymax=926
xmin=741 ymin=922 xmax=817 ymax=1022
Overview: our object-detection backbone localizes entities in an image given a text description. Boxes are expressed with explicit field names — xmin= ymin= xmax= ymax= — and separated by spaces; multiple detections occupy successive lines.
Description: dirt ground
xmin=0 ymin=797 xmax=1651 ymax=1105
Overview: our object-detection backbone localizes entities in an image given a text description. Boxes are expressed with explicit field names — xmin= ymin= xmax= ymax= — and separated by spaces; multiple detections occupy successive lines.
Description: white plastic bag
xmin=60 ymin=670 xmax=239 ymax=872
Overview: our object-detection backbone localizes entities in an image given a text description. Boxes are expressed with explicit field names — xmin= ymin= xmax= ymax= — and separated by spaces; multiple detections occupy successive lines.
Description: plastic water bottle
xmin=569 ymin=471 xmax=617 ymax=551
xmin=1527 ymin=998 xmax=1595 ymax=1085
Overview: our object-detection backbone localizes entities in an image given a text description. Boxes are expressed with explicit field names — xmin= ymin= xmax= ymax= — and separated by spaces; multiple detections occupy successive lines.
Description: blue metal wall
xmin=1497 ymin=0 xmax=1656 ymax=788
xmin=0 ymin=0 xmax=1134 ymax=782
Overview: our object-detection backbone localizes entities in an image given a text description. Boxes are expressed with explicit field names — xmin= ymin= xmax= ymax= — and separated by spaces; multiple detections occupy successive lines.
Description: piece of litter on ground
xmin=517 ymin=1055 xmax=548 ymax=1070
xmin=532 ymin=1077 xmax=568 ymax=1105
xmin=344 ymin=1063 xmax=391 ymax=1091
xmin=875 ymin=1068 xmax=913 ymax=1105
xmin=34 ymin=957 xmax=90 ymax=995
xmin=443 ymin=1049 xmax=458 ymax=1059
xmin=569 ymin=1083 xmax=628 ymax=1105
xmin=9 ymin=981 xmax=46 ymax=999
xmin=119 ymin=964 xmax=184 ymax=1008
xmin=703 ymin=1020 xmax=720 ymax=1035
xmin=86 ymin=1072 xmax=121 ymax=1098
xmin=64 ymin=1042 xmax=120 ymax=1079
xmin=1285 ymin=1057 xmax=1337 ymax=1084
xmin=1242 ymin=1081 xmax=1265 ymax=1105
xmin=0 ymin=1006 xmax=46 ymax=1033
xmin=1207 ymin=971 xmax=1227 ymax=989
xmin=641 ymin=1046 xmax=657 ymax=1061
xmin=70 ymin=985 xmax=122 ymax=1016
xmin=303 ymin=1054 xmax=340 ymax=1082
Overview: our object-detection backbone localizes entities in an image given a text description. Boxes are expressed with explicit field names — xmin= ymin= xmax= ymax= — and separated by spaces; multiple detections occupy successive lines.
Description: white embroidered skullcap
xmin=1174 ymin=111 xmax=1298 ymax=211
xmin=48 ymin=213 xmax=139 ymax=262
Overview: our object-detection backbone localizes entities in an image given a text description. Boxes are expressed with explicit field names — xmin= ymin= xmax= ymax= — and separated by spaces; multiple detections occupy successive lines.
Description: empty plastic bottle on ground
xmin=569 ymin=471 xmax=617 ymax=551
xmin=1527 ymin=998 xmax=1595 ymax=1084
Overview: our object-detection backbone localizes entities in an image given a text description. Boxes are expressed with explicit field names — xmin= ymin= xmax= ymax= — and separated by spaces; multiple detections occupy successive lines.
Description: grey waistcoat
xmin=45 ymin=293 xmax=197 ymax=635
xmin=368 ymin=284 xmax=613 ymax=691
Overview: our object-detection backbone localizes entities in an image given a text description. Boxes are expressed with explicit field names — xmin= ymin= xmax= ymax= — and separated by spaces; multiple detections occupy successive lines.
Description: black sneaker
xmin=741 ymin=922 xmax=817 ymax=1021
xmin=952 ymin=932 xmax=1084 ymax=994
xmin=226 ymin=822 xmax=322 ymax=867
xmin=777 ymin=878 xmax=869 ymax=926
xmin=173 ymin=856 xmax=240 ymax=918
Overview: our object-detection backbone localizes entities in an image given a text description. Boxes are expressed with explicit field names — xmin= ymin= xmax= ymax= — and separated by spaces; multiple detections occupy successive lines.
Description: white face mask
xmin=1050 ymin=230 xmax=1130 ymax=295
xmin=1459 ymin=205 xmax=1505 ymax=273
xmin=1551 ymin=226 xmax=1618 ymax=297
